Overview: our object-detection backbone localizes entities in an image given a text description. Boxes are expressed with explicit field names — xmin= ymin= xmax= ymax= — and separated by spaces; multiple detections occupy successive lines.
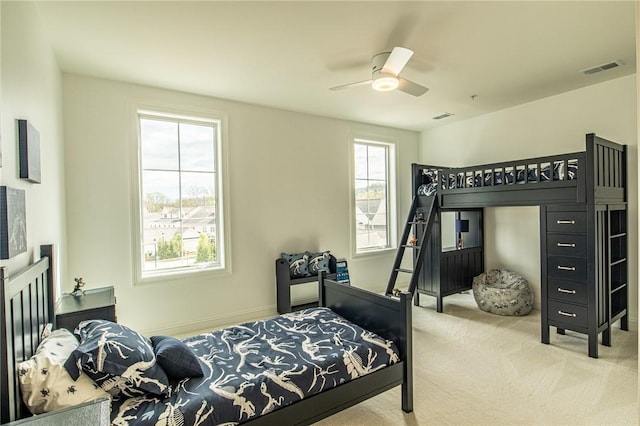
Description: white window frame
xmin=131 ymin=105 xmax=231 ymax=283
xmin=351 ymin=137 xmax=398 ymax=256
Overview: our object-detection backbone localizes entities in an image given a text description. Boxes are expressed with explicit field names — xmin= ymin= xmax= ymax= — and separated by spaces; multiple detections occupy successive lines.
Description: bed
xmin=1 ymin=245 xmax=413 ymax=424
xmin=411 ymin=133 xmax=628 ymax=358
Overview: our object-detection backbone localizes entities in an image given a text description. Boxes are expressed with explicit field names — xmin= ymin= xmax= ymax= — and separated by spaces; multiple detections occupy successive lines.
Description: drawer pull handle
xmin=558 ymin=310 xmax=577 ymax=318
xmin=557 ymin=266 xmax=576 ymax=271
xmin=556 ymin=220 xmax=576 ymax=225
xmin=556 ymin=243 xmax=576 ymax=248
xmin=557 ymin=288 xmax=576 ymax=294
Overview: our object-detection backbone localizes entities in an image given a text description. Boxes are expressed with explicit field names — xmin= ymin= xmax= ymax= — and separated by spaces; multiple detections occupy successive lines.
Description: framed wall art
xmin=0 ymin=186 xmax=27 ymax=259
xmin=17 ymin=119 xmax=41 ymax=183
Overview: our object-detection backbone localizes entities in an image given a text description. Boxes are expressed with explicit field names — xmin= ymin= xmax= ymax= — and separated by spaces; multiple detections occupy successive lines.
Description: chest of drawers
xmin=543 ymin=208 xmax=589 ymax=330
xmin=540 ymin=204 xmax=628 ymax=358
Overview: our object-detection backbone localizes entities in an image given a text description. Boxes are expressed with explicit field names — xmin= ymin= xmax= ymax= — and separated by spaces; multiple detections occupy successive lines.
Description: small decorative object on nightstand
xmin=72 ymin=276 xmax=86 ymax=296
xmin=56 ymin=286 xmax=117 ymax=332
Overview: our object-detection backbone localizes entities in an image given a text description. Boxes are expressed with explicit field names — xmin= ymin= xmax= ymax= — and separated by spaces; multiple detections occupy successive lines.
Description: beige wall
xmin=420 ymin=74 xmax=638 ymax=323
xmin=62 ymin=74 xmax=419 ymax=335
xmin=0 ymin=2 xmax=67 ymax=296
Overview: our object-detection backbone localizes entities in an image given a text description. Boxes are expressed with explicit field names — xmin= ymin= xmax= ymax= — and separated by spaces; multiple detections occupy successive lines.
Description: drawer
xmin=546 ymin=234 xmax=587 ymax=258
xmin=547 ymin=278 xmax=587 ymax=305
xmin=548 ymin=300 xmax=588 ymax=329
xmin=56 ymin=306 xmax=116 ymax=332
xmin=547 ymin=256 xmax=587 ymax=282
xmin=546 ymin=211 xmax=586 ymax=233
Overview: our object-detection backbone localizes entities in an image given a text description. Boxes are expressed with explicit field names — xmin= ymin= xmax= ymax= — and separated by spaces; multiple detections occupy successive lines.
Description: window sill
xmin=353 ymin=247 xmax=396 ymax=259
xmin=136 ymin=265 xmax=231 ymax=286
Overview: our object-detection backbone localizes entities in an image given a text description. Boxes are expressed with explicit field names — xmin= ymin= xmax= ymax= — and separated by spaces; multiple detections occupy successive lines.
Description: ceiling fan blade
xmin=382 ymin=47 xmax=413 ymax=75
xmin=329 ymin=79 xmax=372 ymax=91
xmin=397 ymin=78 xmax=429 ymax=96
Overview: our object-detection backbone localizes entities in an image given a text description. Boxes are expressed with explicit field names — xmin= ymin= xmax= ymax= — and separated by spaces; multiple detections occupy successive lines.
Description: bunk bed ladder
xmin=386 ymin=195 xmax=439 ymax=298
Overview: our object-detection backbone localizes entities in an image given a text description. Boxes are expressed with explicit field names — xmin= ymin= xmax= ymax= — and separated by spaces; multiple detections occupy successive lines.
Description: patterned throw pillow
xmin=63 ymin=320 xmax=169 ymax=398
xmin=306 ymin=251 xmax=331 ymax=275
xmin=150 ymin=335 xmax=203 ymax=379
xmin=17 ymin=328 xmax=110 ymax=414
xmin=281 ymin=252 xmax=309 ymax=278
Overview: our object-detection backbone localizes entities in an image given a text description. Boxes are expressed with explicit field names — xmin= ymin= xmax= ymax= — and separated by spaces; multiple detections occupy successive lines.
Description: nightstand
xmin=56 ymin=286 xmax=117 ymax=332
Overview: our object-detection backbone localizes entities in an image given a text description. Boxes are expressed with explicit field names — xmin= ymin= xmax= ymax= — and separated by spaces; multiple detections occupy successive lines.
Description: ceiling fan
xmin=329 ymin=47 xmax=428 ymax=96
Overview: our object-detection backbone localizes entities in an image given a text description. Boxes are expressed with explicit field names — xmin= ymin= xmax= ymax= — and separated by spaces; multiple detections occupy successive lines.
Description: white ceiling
xmin=34 ymin=1 xmax=636 ymax=132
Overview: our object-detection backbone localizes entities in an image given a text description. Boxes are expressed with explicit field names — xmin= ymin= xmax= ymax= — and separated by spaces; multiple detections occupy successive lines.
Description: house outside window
xmin=136 ymin=110 xmax=227 ymax=279
xmin=353 ymin=138 xmax=396 ymax=254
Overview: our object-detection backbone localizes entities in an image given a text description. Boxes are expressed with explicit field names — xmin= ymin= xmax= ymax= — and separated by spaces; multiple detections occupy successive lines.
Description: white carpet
xmin=315 ymin=292 xmax=638 ymax=426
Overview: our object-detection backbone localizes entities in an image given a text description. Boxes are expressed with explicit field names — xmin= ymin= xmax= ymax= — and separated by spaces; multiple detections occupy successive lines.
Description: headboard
xmin=0 ymin=244 xmax=55 ymax=423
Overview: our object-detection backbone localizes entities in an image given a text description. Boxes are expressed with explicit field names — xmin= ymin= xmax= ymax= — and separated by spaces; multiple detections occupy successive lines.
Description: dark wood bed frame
xmin=1 ymin=246 xmax=413 ymax=425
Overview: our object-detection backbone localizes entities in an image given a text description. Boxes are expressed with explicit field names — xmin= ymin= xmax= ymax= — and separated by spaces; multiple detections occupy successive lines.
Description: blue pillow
xmin=150 ymin=335 xmax=203 ymax=379
xmin=306 ymin=251 xmax=331 ymax=276
xmin=281 ymin=252 xmax=309 ymax=278
xmin=64 ymin=320 xmax=169 ymax=397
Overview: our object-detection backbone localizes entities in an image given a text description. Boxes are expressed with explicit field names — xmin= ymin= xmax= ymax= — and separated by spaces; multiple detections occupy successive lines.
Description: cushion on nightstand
xmin=17 ymin=328 xmax=110 ymax=414
xmin=306 ymin=251 xmax=331 ymax=276
xmin=281 ymin=252 xmax=309 ymax=278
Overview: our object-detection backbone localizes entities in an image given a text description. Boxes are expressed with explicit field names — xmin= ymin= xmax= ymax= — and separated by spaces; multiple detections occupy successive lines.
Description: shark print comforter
xmin=111 ymin=307 xmax=400 ymax=425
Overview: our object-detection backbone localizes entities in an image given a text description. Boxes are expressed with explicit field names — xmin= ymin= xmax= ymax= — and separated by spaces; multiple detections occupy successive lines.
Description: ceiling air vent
xmin=432 ymin=112 xmax=454 ymax=120
xmin=581 ymin=60 xmax=624 ymax=75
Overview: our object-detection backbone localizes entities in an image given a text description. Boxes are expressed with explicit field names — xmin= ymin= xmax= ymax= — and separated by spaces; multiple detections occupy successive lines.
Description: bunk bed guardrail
xmin=438 ymin=151 xmax=586 ymax=208
xmin=435 ymin=133 xmax=625 ymax=208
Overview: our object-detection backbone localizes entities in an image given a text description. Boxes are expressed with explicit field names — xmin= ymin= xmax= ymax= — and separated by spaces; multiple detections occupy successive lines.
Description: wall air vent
xmin=580 ymin=60 xmax=624 ymax=75
xmin=432 ymin=112 xmax=454 ymax=120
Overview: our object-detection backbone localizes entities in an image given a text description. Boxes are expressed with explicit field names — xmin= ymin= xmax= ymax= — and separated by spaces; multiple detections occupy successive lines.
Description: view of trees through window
xmin=139 ymin=113 xmax=221 ymax=274
xmin=354 ymin=141 xmax=392 ymax=252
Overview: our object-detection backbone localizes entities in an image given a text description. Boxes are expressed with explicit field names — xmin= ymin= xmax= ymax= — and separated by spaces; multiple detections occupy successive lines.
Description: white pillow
xmin=17 ymin=328 xmax=110 ymax=414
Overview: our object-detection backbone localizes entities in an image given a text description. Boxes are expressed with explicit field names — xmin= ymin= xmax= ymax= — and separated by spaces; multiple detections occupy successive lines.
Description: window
xmin=353 ymin=139 xmax=396 ymax=254
xmin=136 ymin=110 xmax=226 ymax=278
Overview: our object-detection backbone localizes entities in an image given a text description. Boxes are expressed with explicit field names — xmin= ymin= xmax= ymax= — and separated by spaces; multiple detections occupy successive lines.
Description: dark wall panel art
xmin=0 ymin=186 xmax=27 ymax=259
xmin=18 ymin=119 xmax=41 ymax=184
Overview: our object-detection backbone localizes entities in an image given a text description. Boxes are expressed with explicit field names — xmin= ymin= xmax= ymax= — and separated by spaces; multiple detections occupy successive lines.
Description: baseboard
xmin=141 ymin=305 xmax=276 ymax=337
xmin=290 ymin=296 xmax=319 ymax=306
xmin=143 ymin=296 xmax=326 ymax=337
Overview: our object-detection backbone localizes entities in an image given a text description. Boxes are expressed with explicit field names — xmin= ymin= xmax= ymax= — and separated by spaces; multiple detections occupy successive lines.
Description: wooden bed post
xmin=40 ymin=244 xmax=56 ymax=328
xmin=399 ymin=290 xmax=413 ymax=413
xmin=318 ymin=271 xmax=326 ymax=307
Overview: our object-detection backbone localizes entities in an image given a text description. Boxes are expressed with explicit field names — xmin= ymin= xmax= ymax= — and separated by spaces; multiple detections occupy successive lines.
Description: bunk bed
xmin=412 ymin=133 xmax=628 ymax=358
xmin=1 ymin=245 xmax=413 ymax=424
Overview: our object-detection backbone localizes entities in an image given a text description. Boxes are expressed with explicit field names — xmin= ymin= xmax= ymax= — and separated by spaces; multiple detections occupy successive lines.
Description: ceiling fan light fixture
xmin=372 ymin=74 xmax=399 ymax=92
xmin=329 ymin=47 xmax=427 ymax=96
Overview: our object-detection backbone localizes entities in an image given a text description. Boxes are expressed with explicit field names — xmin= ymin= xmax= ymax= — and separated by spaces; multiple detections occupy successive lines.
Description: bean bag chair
xmin=472 ymin=269 xmax=533 ymax=316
